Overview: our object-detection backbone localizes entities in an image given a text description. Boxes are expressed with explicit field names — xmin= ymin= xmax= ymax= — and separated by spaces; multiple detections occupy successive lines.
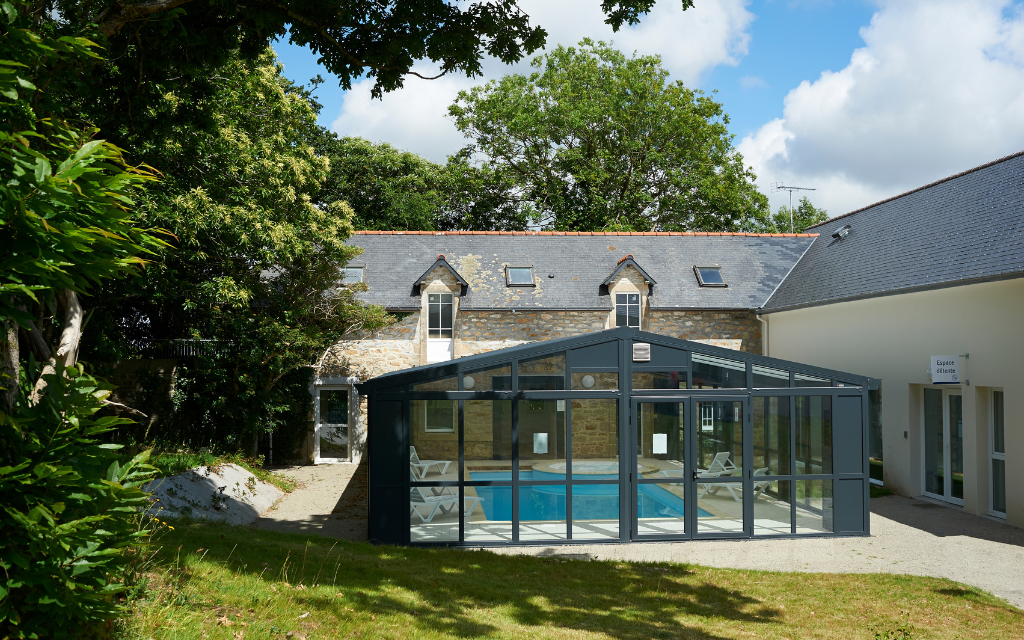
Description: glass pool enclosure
xmin=357 ymin=328 xmax=878 ymax=546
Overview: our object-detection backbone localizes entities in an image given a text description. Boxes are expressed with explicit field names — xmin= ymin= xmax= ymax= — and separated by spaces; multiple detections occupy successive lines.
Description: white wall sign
xmin=652 ymin=433 xmax=668 ymax=455
xmin=929 ymin=355 xmax=960 ymax=384
xmin=533 ymin=433 xmax=549 ymax=454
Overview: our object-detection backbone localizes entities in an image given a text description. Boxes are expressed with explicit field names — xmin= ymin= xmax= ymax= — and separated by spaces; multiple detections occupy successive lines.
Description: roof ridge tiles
xmin=806 ymin=148 xmax=1024 ymax=230
xmin=352 ymin=230 xmax=818 ymax=237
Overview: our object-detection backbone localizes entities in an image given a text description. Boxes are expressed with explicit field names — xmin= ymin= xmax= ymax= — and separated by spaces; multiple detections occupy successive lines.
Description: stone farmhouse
xmin=309 ymin=231 xmax=817 ymax=464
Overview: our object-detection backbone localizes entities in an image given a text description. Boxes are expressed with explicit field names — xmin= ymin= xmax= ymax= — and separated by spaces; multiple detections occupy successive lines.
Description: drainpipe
xmin=755 ymin=313 xmax=769 ymax=357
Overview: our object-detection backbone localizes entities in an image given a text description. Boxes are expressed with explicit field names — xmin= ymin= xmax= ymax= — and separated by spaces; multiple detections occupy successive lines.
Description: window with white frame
xmin=424 ymin=399 xmax=456 ymax=432
xmin=615 ymin=293 xmax=640 ymax=328
xmin=991 ymin=390 xmax=1006 ymax=516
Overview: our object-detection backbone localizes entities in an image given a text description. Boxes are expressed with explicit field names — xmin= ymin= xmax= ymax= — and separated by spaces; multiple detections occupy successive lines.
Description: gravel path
xmin=257 ymin=464 xmax=1024 ymax=608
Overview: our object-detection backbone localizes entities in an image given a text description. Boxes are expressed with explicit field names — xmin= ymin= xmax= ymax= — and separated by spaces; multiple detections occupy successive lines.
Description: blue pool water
xmin=468 ymin=471 xmax=712 ymax=521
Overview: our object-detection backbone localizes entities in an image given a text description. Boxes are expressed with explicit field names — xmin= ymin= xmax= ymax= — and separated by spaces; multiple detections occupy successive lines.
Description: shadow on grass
xmin=158 ymin=522 xmax=780 ymax=640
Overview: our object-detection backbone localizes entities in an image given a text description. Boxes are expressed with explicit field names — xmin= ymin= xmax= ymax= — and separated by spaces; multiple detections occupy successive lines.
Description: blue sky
xmin=273 ymin=0 xmax=1024 ymax=216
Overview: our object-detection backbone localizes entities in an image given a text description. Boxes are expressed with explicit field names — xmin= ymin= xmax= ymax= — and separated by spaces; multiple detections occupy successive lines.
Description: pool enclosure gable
xmin=357 ymin=328 xmax=877 ymax=546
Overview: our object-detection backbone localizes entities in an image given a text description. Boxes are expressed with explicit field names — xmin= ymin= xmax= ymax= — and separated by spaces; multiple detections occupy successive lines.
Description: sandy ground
xmin=257 ymin=464 xmax=1024 ymax=609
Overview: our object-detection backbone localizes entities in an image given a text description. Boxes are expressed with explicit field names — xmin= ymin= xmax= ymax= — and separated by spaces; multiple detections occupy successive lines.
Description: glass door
xmin=315 ymin=387 xmax=350 ymax=463
xmin=632 ymin=399 xmax=690 ymax=538
xmin=693 ymin=398 xmax=749 ymax=537
xmin=922 ymin=388 xmax=963 ymax=504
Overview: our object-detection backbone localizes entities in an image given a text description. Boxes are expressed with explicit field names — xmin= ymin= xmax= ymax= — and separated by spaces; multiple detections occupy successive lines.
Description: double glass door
xmin=631 ymin=398 xmax=749 ymax=539
xmin=923 ymin=388 xmax=963 ymax=504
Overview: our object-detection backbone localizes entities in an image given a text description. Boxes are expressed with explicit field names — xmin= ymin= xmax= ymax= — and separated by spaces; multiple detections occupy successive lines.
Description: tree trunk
xmin=1 ymin=318 xmax=17 ymax=414
xmin=30 ymin=289 xmax=84 ymax=405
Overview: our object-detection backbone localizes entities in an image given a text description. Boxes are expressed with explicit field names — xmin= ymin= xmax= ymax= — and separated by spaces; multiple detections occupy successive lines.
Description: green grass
xmin=117 ymin=522 xmax=1024 ymax=640
xmin=118 ymin=449 xmax=297 ymax=493
xmin=871 ymin=484 xmax=894 ymax=499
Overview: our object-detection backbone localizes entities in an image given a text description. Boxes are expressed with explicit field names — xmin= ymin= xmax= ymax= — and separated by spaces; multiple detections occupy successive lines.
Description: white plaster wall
xmin=762 ymin=278 xmax=1024 ymax=527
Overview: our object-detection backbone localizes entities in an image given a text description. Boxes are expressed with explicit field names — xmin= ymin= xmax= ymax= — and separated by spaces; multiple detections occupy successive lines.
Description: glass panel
xmin=464 ymin=400 xmax=512 ymax=469
xmin=795 ymin=480 xmax=833 ymax=534
xmin=518 ymin=354 xmax=565 ymax=390
xmin=409 ymin=486 xmax=461 ymax=542
xmin=518 ymin=400 xmax=565 ymax=472
xmin=440 ymin=302 xmax=453 ymax=338
xmin=413 ymin=376 xmax=457 ymax=391
xmin=571 ymin=372 xmax=618 ymax=390
xmin=691 ymin=353 xmax=746 ymax=389
xmin=695 ymin=401 xmax=744 ymax=472
xmin=697 ymin=267 xmax=725 ymax=285
xmin=569 ymin=399 xmax=619 ymax=477
xmin=696 ymin=481 xmax=744 ymax=534
xmin=752 ymin=364 xmax=789 ymax=388
xmin=343 ymin=267 xmax=363 ymax=283
xmin=992 ymin=458 xmax=1006 ymax=514
xmin=519 ymin=485 xmax=567 ymax=540
xmin=507 ymin=267 xmax=533 ymax=285
xmin=753 ymin=396 xmax=790 ymax=476
xmin=923 ymin=388 xmax=944 ymax=495
xmin=993 ymin=391 xmax=1005 ymax=453
xmin=869 ymin=387 xmax=883 ymax=483
xmin=571 ymin=485 xmax=620 ymax=540
xmin=637 ymin=482 xmax=687 ymax=536
xmin=794 ymin=372 xmax=830 ymax=387
xmin=410 ymin=400 xmax=458 ymax=481
xmin=637 ymin=402 xmax=685 ymax=477
xmin=753 ymin=480 xmax=792 ymax=535
xmin=614 ymin=293 xmax=640 ymax=328
xmin=795 ymin=396 xmax=832 ymax=475
xmin=950 ymin=394 xmax=963 ymax=500
xmin=632 ymin=371 xmax=687 ymax=389
xmin=462 ymin=484 xmax=514 ymax=543
xmin=318 ymin=389 xmax=349 ymax=460
xmin=462 ymin=366 xmax=512 ymax=392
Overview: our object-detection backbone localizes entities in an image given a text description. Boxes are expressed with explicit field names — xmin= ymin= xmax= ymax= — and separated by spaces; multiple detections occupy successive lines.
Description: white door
xmin=922 ymin=388 xmax=963 ymax=504
xmin=316 ymin=387 xmax=350 ymax=463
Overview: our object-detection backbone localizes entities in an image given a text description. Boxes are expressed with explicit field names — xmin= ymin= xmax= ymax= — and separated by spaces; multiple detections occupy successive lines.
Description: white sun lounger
xmin=410 ymin=446 xmax=452 ymax=479
xmin=409 ymin=486 xmax=483 ymax=524
xmin=697 ymin=452 xmax=742 ymax=501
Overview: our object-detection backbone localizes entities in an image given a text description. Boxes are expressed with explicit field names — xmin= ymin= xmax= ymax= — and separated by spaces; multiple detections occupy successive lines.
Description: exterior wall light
xmin=581 ymin=375 xmax=596 ymax=389
xmin=463 ymin=375 xmax=476 ymax=389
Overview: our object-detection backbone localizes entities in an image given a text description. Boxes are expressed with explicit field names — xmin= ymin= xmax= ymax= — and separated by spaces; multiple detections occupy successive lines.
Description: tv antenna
xmin=771 ymin=183 xmax=816 ymax=233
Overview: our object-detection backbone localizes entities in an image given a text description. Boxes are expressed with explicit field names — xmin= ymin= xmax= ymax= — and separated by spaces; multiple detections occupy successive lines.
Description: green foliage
xmin=767 ymin=196 xmax=829 ymax=233
xmin=317 ymin=136 xmax=447 ymax=231
xmin=872 ymin=611 xmax=915 ymax=639
xmin=85 ymin=50 xmax=390 ymax=452
xmin=448 ymin=39 xmax=770 ymax=232
xmin=0 ymin=4 xmax=165 ymax=327
xmin=0 ymin=363 xmax=157 ymax=638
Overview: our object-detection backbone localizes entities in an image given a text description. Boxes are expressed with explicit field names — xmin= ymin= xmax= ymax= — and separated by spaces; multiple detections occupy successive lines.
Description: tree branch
xmin=96 ymin=0 xmax=196 ymax=38
xmin=1 ymin=318 xmax=17 ymax=414
xmin=30 ymin=289 xmax=84 ymax=405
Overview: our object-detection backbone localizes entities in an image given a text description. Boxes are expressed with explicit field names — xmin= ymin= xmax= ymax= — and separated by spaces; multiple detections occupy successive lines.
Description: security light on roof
xmin=832 ymin=224 xmax=852 ymax=239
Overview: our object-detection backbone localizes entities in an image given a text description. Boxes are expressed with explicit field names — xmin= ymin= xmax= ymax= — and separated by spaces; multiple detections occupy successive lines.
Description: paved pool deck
xmin=259 ymin=464 xmax=1024 ymax=609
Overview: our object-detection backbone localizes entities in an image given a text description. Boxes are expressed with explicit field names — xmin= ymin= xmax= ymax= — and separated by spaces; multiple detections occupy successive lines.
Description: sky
xmin=273 ymin=0 xmax=1024 ymax=218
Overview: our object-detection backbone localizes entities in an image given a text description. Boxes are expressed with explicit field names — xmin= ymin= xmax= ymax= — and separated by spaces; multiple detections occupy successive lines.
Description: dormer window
xmin=506 ymin=266 xmax=534 ymax=286
xmin=694 ymin=266 xmax=726 ymax=287
xmin=615 ymin=293 xmax=640 ymax=328
xmin=342 ymin=267 xmax=364 ymax=284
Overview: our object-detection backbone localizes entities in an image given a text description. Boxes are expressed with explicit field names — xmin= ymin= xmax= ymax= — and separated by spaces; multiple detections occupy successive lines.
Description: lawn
xmin=117 ymin=523 xmax=1024 ymax=640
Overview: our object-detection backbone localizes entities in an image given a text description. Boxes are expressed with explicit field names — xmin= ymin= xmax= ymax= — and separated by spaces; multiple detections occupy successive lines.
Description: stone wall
xmin=647 ymin=310 xmax=762 ymax=354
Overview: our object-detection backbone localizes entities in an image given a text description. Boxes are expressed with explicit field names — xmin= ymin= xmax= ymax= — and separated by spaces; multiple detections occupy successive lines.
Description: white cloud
xmin=330 ymin=0 xmax=755 ymax=162
xmin=739 ymin=0 xmax=1024 ymax=217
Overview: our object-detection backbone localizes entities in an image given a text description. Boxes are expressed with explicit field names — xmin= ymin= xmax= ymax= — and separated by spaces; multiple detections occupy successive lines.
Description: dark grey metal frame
xmin=358 ymin=327 xmax=878 ymax=547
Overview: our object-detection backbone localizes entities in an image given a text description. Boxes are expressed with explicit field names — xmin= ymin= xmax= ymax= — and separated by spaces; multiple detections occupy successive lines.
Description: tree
xmin=768 ymin=196 xmax=829 ymax=233
xmin=85 ymin=50 xmax=390 ymax=452
xmin=447 ymin=40 xmax=770 ymax=232
xmin=316 ymin=136 xmax=447 ymax=231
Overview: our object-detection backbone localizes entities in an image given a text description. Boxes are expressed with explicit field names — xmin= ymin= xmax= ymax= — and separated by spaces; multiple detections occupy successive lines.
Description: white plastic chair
xmin=410 ymin=446 xmax=452 ymax=479
xmin=409 ymin=486 xmax=483 ymax=524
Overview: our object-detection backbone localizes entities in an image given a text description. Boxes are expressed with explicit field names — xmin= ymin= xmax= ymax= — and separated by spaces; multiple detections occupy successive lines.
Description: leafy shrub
xmin=0 ymin=364 xmax=157 ymax=639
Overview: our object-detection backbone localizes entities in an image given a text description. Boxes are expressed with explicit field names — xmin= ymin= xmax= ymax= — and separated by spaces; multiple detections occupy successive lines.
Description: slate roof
xmin=761 ymin=150 xmax=1024 ymax=313
xmin=346 ymin=231 xmax=816 ymax=311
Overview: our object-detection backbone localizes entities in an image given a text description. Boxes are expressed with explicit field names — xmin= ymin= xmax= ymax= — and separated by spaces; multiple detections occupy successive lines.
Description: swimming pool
xmin=468 ymin=471 xmax=711 ymax=521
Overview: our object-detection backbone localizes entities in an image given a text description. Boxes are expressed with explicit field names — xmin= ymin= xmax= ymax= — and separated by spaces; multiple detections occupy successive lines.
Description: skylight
xmin=506 ymin=266 xmax=535 ymax=286
xmin=694 ymin=266 xmax=726 ymax=287
xmin=342 ymin=267 xmax=364 ymax=284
